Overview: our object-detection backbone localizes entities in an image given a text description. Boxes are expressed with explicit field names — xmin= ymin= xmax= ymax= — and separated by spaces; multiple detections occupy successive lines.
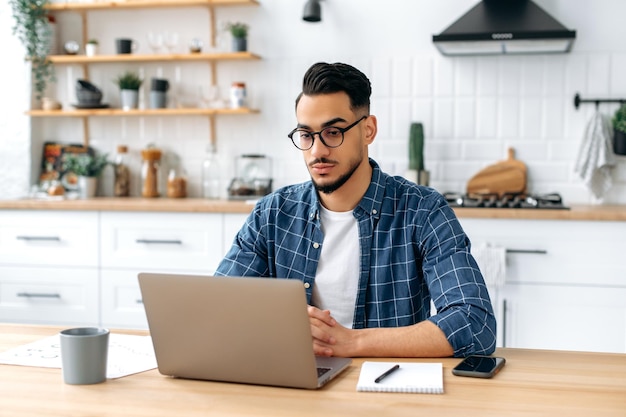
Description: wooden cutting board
xmin=466 ymin=148 xmax=527 ymax=197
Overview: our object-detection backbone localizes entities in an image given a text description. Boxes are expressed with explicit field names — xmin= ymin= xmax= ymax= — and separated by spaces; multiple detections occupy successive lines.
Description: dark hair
xmin=295 ymin=62 xmax=371 ymax=114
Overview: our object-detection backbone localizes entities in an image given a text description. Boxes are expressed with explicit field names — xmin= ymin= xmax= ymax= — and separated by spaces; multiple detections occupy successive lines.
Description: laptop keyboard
xmin=317 ymin=367 xmax=331 ymax=377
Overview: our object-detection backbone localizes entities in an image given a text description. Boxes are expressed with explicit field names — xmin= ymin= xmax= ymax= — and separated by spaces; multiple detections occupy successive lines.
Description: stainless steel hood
xmin=432 ymin=0 xmax=576 ymax=56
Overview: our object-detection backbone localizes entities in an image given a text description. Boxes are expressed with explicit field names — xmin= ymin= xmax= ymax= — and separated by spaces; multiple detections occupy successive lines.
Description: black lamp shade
xmin=303 ymin=0 xmax=321 ymax=22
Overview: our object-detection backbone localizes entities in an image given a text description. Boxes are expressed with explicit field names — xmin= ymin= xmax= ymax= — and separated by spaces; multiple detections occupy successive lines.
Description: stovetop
xmin=443 ymin=192 xmax=570 ymax=210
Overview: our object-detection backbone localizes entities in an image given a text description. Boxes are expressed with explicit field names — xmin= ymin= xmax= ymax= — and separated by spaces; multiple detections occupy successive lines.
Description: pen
xmin=374 ymin=364 xmax=400 ymax=383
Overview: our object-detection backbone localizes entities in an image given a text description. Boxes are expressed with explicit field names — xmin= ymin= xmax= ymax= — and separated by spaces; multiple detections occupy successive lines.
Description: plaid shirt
xmin=216 ymin=159 xmax=496 ymax=357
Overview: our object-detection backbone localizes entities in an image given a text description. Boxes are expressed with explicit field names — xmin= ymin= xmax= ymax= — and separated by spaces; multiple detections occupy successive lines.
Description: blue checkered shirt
xmin=216 ymin=159 xmax=496 ymax=357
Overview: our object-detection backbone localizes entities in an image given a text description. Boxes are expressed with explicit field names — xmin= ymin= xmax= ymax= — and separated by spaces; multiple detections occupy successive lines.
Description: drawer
xmin=0 ymin=266 xmax=99 ymax=325
xmin=100 ymin=212 xmax=223 ymax=271
xmin=459 ymin=218 xmax=626 ymax=286
xmin=101 ymin=269 xmax=148 ymax=329
xmin=0 ymin=210 xmax=99 ymax=267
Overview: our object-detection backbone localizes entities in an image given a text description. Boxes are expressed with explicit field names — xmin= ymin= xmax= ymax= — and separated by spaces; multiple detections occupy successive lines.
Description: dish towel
xmin=574 ymin=110 xmax=616 ymax=199
xmin=471 ymin=243 xmax=506 ymax=290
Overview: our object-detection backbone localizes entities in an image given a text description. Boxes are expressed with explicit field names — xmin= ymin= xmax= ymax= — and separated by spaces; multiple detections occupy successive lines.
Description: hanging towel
xmin=471 ymin=243 xmax=506 ymax=290
xmin=574 ymin=110 xmax=616 ymax=199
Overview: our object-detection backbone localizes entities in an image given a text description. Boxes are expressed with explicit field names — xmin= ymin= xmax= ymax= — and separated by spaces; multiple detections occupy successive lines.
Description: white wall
xmin=2 ymin=0 xmax=625 ymax=203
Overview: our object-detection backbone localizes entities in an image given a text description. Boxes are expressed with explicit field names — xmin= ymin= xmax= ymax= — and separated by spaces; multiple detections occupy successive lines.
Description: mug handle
xmin=132 ymin=40 xmax=140 ymax=53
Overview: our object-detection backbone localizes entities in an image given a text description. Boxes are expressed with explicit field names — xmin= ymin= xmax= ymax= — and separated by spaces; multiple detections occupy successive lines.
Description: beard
xmin=311 ymin=157 xmax=361 ymax=195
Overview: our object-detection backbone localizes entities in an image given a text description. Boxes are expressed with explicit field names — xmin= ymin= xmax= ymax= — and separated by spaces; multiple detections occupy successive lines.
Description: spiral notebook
xmin=356 ymin=362 xmax=443 ymax=394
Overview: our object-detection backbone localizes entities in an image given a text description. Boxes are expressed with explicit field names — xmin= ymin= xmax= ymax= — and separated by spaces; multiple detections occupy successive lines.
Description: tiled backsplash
xmin=1 ymin=0 xmax=625 ymax=204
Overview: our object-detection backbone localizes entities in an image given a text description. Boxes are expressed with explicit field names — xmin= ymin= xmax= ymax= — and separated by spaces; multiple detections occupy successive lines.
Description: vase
xmin=85 ymin=43 xmax=98 ymax=57
xmin=78 ymin=176 xmax=97 ymax=199
xmin=614 ymin=130 xmax=626 ymax=156
xmin=232 ymin=37 xmax=247 ymax=52
xmin=120 ymin=89 xmax=139 ymax=110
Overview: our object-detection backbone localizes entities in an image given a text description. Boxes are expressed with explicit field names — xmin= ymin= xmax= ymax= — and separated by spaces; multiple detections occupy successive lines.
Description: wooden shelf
xmin=27 ymin=107 xmax=259 ymax=117
xmin=46 ymin=0 xmax=259 ymax=11
xmin=48 ymin=51 xmax=261 ymax=64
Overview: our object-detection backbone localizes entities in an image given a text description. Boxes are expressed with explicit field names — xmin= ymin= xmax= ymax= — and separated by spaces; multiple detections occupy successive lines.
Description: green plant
xmin=9 ymin=0 xmax=55 ymax=101
xmin=226 ymin=21 xmax=249 ymax=38
xmin=613 ymin=103 xmax=626 ymax=134
xmin=63 ymin=153 xmax=109 ymax=177
xmin=114 ymin=71 xmax=143 ymax=90
xmin=87 ymin=38 xmax=99 ymax=45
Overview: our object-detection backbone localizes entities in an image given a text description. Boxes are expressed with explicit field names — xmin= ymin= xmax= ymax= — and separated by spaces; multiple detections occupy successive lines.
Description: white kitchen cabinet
xmin=223 ymin=213 xmax=249 ymax=254
xmin=459 ymin=218 xmax=626 ymax=353
xmin=0 ymin=210 xmax=100 ymax=325
xmin=100 ymin=212 xmax=223 ymax=272
xmin=0 ymin=210 xmax=99 ymax=267
xmin=0 ymin=266 xmax=99 ymax=326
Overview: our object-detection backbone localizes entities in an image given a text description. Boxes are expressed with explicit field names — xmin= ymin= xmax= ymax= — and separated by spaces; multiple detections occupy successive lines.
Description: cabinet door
xmin=101 ymin=269 xmax=148 ymax=330
xmin=223 ymin=213 xmax=248 ymax=256
xmin=100 ymin=212 xmax=223 ymax=272
xmin=0 ymin=266 xmax=99 ymax=325
xmin=0 ymin=210 xmax=99 ymax=267
xmin=502 ymin=283 xmax=626 ymax=353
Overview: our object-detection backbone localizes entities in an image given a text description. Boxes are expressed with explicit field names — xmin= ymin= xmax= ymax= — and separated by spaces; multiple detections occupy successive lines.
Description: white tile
xmin=521 ymin=57 xmax=544 ymax=96
xmin=392 ymin=57 xmax=413 ymax=98
xmin=520 ymin=98 xmax=543 ymax=139
xmin=455 ymin=58 xmax=476 ymax=97
xmin=476 ymin=57 xmax=499 ymax=96
xmin=544 ymin=56 xmax=566 ymax=97
xmin=412 ymin=99 xmax=433 ymax=138
xmin=498 ymin=97 xmax=520 ymax=138
xmin=454 ymin=98 xmax=476 ymax=139
xmin=412 ymin=56 xmax=433 ymax=97
xmin=476 ymin=98 xmax=498 ymax=139
xmin=610 ymin=54 xmax=626 ymax=95
xmin=433 ymin=99 xmax=454 ymax=139
xmin=371 ymin=58 xmax=392 ymax=98
xmin=498 ymin=57 xmax=522 ymax=96
xmin=543 ymin=97 xmax=565 ymax=140
xmin=390 ymin=98 xmax=413 ymax=139
xmin=586 ymin=54 xmax=611 ymax=96
xmin=434 ymin=58 xmax=454 ymax=97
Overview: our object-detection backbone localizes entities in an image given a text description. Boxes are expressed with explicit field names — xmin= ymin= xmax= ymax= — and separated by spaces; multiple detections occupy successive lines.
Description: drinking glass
xmin=164 ymin=31 xmax=179 ymax=53
xmin=147 ymin=31 xmax=163 ymax=54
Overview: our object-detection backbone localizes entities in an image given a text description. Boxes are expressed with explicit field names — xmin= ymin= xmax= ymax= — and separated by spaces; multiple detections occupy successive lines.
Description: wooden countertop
xmin=0 ymin=197 xmax=624 ymax=221
xmin=1 ymin=324 xmax=625 ymax=417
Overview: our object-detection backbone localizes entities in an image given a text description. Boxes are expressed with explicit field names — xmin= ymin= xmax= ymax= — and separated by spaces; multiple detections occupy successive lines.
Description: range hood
xmin=433 ymin=0 xmax=576 ymax=56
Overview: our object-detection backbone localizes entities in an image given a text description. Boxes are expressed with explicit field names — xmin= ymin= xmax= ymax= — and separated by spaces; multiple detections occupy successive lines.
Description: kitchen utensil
xmin=466 ymin=147 xmax=527 ymax=197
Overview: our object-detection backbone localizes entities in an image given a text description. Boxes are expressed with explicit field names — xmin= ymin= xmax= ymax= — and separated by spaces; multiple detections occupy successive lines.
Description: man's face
xmin=295 ymin=92 xmax=368 ymax=194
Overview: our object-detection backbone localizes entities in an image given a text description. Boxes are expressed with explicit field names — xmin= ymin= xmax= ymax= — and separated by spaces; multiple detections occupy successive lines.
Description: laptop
xmin=138 ymin=273 xmax=352 ymax=389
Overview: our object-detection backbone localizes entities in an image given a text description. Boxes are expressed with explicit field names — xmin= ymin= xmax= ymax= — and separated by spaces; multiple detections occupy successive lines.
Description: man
xmin=216 ymin=62 xmax=496 ymax=358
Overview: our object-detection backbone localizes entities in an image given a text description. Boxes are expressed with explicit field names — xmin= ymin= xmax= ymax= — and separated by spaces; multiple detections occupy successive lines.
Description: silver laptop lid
xmin=138 ymin=273 xmax=350 ymax=389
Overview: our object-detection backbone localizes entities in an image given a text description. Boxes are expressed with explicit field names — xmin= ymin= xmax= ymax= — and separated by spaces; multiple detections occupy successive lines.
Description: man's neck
xmin=318 ymin=159 xmax=372 ymax=212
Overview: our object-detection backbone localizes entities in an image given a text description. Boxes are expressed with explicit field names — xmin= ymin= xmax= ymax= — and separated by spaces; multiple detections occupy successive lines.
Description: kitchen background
xmin=0 ymin=0 xmax=625 ymax=204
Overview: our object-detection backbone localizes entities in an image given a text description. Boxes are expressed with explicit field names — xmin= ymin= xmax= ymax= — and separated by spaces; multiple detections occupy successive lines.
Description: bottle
xmin=230 ymin=82 xmax=246 ymax=108
xmin=113 ymin=145 xmax=130 ymax=197
xmin=141 ymin=145 xmax=162 ymax=198
xmin=202 ymin=143 xmax=221 ymax=199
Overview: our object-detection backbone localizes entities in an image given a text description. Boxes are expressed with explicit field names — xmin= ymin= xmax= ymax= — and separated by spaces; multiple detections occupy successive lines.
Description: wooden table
xmin=1 ymin=324 xmax=625 ymax=416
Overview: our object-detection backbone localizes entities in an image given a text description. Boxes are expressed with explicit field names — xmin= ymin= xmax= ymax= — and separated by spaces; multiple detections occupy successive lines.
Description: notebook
xmin=356 ymin=362 xmax=444 ymax=393
xmin=138 ymin=273 xmax=352 ymax=389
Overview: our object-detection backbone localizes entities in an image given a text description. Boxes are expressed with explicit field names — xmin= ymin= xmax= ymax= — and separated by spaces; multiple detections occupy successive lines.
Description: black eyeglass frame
xmin=287 ymin=115 xmax=368 ymax=150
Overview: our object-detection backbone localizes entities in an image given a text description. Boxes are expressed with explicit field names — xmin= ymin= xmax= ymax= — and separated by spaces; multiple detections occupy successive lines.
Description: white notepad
xmin=356 ymin=362 xmax=444 ymax=393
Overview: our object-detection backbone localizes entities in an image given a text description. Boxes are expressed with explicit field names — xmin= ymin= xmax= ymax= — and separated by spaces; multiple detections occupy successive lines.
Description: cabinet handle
xmin=135 ymin=239 xmax=183 ymax=245
xmin=16 ymin=236 xmax=61 ymax=242
xmin=17 ymin=292 xmax=61 ymax=299
xmin=506 ymin=249 xmax=547 ymax=255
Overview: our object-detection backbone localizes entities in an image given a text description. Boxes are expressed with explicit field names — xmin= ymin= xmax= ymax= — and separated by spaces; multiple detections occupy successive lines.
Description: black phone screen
xmin=452 ymin=355 xmax=506 ymax=378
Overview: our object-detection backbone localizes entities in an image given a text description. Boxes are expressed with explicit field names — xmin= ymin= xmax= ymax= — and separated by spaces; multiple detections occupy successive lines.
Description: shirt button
xmin=372 ymin=209 xmax=378 ymax=215
xmin=304 ymin=282 xmax=310 ymax=289
xmin=313 ymin=242 xmax=320 ymax=249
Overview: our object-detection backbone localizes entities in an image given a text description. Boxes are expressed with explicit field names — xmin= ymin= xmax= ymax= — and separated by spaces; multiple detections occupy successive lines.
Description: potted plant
xmin=85 ymin=38 xmax=98 ymax=57
xmin=9 ymin=0 xmax=55 ymax=102
xmin=225 ymin=21 xmax=249 ymax=52
xmin=613 ymin=103 xmax=626 ymax=156
xmin=114 ymin=70 xmax=143 ymax=110
xmin=62 ymin=153 xmax=109 ymax=198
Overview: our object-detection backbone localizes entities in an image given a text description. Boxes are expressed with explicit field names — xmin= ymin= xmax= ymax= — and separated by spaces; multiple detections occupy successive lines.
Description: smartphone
xmin=452 ymin=355 xmax=506 ymax=378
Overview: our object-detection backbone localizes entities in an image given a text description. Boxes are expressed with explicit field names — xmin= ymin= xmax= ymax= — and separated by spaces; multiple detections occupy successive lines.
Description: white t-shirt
xmin=311 ymin=205 xmax=360 ymax=328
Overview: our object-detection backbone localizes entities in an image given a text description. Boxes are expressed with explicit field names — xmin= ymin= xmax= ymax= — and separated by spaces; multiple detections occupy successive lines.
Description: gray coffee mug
xmin=150 ymin=91 xmax=167 ymax=109
xmin=60 ymin=327 xmax=109 ymax=385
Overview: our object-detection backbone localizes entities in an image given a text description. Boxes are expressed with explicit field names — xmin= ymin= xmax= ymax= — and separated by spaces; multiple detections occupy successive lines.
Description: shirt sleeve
xmin=215 ymin=204 xmax=270 ymax=277
xmin=421 ymin=198 xmax=497 ymax=357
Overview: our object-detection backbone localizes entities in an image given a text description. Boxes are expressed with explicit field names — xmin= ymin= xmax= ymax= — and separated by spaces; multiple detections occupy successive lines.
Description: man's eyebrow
xmin=296 ymin=117 xmax=348 ymax=129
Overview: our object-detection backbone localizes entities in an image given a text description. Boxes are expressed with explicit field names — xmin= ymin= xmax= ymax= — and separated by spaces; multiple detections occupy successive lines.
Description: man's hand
xmin=307 ymin=305 xmax=354 ymax=357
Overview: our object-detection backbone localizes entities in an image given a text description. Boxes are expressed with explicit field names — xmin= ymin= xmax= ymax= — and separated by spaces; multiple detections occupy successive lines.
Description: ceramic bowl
xmin=75 ymin=79 xmax=103 ymax=105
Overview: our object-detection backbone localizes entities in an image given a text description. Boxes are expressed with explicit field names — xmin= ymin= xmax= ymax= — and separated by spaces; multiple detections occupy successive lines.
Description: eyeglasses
xmin=288 ymin=115 xmax=367 ymax=150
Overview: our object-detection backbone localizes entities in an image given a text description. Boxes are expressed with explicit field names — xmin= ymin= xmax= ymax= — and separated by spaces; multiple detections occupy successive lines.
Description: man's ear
xmin=364 ymin=115 xmax=377 ymax=145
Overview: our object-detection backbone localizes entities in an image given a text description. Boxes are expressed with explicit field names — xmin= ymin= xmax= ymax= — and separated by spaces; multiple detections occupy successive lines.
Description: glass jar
xmin=113 ymin=145 xmax=130 ymax=197
xmin=202 ymin=143 xmax=221 ymax=199
xmin=230 ymin=82 xmax=246 ymax=108
xmin=167 ymin=167 xmax=187 ymax=198
xmin=141 ymin=146 xmax=162 ymax=198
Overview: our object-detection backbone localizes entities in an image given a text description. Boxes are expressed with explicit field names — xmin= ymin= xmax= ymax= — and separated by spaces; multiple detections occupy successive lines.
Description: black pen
xmin=374 ymin=364 xmax=400 ymax=383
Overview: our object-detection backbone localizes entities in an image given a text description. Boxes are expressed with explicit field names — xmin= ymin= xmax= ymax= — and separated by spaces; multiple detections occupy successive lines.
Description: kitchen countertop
xmin=0 ymin=198 xmax=624 ymax=221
